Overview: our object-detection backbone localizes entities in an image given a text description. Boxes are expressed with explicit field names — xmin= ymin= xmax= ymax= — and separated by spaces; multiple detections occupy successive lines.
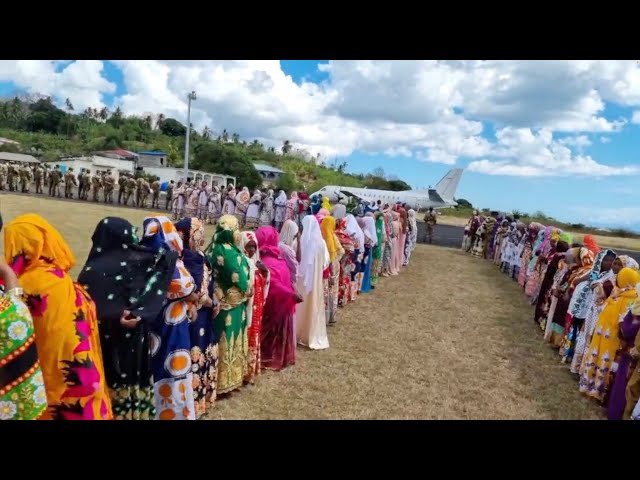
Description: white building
xmin=253 ymin=162 xmax=285 ymax=187
xmin=58 ymin=156 xmax=235 ymax=190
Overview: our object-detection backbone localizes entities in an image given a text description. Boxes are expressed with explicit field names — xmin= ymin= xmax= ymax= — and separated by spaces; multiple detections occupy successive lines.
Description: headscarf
xmin=618 ymin=255 xmax=640 ymax=271
xmin=299 ymin=215 xmax=329 ymax=295
xmin=582 ymin=235 xmax=600 ymax=255
xmin=335 ymin=218 xmax=355 ymax=251
xmin=345 ymin=214 xmax=365 ymax=250
xmin=174 ymin=217 xmax=206 ymax=290
xmin=361 ymin=215 xmax=378 ymax=247
xmin=142 ymin=215 xmax=194 ymax=302
xmin=205 ymin=214 xmax=249 ymax=300
xmin=331 ymin=204 xmax=347 ymax=220
xmin=559 ymin=232 xmax=573 ymax=245
xmin=279 ymin=219 xmax=299 ymax=249
xmin=316 ymin=208 xmax=330 ymax=224
xmin=320 ymin=216 xmax=338 ymax=262
xmin=255 ymin=226 xmax=281 ymax=259
xmin=250 ymin=190 xmax=262 ymax=205
xmin=141 ymin=215 xmax=183 ymax=255
xmin=321 ymin=196 xmax=331 ymax=211
xmin=275 ymin=190 xmax=287 ymax=206
xmin=240 ymin=230 xmax=261 ymax=327
xmin=4 ymin=213 xmax=75 ymax=275
xmin=78 ymin=217 xmax=178 ymax=323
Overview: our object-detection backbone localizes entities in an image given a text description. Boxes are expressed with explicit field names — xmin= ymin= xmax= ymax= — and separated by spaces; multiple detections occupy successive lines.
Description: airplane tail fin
xmin=434 ymin=168 xmax=463 ymax=201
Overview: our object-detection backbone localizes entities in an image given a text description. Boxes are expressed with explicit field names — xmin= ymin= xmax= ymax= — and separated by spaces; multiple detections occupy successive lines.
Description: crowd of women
xmin=462 ymin=210 xmax=640 ymax=420
xmin=0 ymin=193 xmax=418 ymax=420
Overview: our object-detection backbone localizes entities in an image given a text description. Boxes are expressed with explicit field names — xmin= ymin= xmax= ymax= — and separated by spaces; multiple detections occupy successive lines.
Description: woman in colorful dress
xmin=172 ymin=181 xmax=186 ymax=220
xmin=371 ymin=212 xmax=385 ymax=283
xmin=255 ymin=226 xmax=298 ymax=371
xmin=174 ymin=217 xmax=219 ymax=418
xmin=518 ymin=223 xmax=542 ymax=287
xmin=334 ymin=217 xmax=356 ymax=307
xmin=279 ymin=220 xmax=300 ymax=287
xmin=403 ymin=209 xmax=418 ymax=266
xmin=222 ymin=185 xmax=236 ymax=216
xmin=296 ymin=215 xmax=330 ymax=350
xmin=607 ymin=304 xmax=640 ymax=420
xmin=534 ymin=238 xmax=570 ymax=329
xmin=240 ymin=231 xmax=270 ymax=384
xmin=320 ymin=216 xmax=344 ymax=325
xmin=4 ymin=214 xmax=112 ymax=420
xmin=0 ymin=254 xmax=48 ymax=420
xmin=234 ymin=187 xmax=251 ymax=227
xmin=244 ymin=190 xmax=262 ymax=230
xmin=205 ymin=215 xmax=250 ymax=395
xmin=207 ymin=186 xmax=222 ymax=225
xmin=493 ymin=220 xmax=510 ymax=266
xmin=381 ymin=207 xmax=394 ymax=277
xmin=274 ymin=190 xmax=287 ymax=231
xmin=78 ymin=217 xmax=178 ymax=420
xmin=523 ymin=227 xmax=546 ymax=292
xmin=140 ymin=215 xmax=198 ymax=420
xmin=579 ymin=267 xmax=640 ymax=403
xmin=358 ymin=215 xmax=377 ymax=294
xmin=345 ymin=214 xmax=365 ymax=296
xmin=557 ymin=246 xmax=596 ymax=363
xmin=285 ymin=191 xmax=300 ymax=225
xmin=260 ymin=189 xmax=275 ymax=227
xmin=390 ymin=211 xmax=402 ymax=276
xmin=566 ymin=249 xmax=616 ymax=373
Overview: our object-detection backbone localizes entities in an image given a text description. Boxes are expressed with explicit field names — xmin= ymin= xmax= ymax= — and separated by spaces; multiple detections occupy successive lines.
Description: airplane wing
xmin=339 ymin=189 xmax=365 ymax=202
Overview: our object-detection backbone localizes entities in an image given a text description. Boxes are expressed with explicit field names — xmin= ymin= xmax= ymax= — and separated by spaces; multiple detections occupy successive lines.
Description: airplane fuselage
xmin=311 ymin=185 xmax=457 ymax=211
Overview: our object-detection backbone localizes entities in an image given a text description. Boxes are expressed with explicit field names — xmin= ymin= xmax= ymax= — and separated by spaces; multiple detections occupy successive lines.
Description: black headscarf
xmin=78 ymin=217 xmax=178 ymax=323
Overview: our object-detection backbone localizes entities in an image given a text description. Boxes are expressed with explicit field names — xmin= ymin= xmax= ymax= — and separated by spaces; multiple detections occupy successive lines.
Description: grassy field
xmin=0 ymin=193 xmax=603 ymax=419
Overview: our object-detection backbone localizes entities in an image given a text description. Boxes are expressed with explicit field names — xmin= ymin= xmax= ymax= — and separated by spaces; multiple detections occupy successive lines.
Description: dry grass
xmin=0 ymin=193 xmax=604 ymax=419
xmin=205 ymin=246 xmax=602 ymax=420
xmin=0 ymin=193 xmax=218 ymax=278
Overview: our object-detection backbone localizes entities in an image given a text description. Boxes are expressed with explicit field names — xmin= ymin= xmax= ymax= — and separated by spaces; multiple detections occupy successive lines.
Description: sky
xmin=1 ymin=60 xmax=640 ymax=230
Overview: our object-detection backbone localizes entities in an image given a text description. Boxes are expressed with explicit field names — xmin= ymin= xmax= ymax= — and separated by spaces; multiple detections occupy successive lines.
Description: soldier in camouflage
xmin=103 ymin=170 xmax=115 ymax=204
xmin=151 ymin=176 xmax=161 ymax=209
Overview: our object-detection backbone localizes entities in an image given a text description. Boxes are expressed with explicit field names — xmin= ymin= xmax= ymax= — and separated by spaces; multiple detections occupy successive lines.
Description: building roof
xmin=0 ymin=152 xmax=40 ymax=163
xmin=93 ymin=149 xmax=137 ymax=159
xmin=138 ymin=150 xmax=168 ymax=156
xmin=253 ymin=162 xmax=285 ymax=174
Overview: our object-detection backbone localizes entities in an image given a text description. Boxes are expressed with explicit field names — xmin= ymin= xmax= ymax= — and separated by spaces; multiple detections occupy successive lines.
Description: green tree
xmin=282 ymin=139 xmax=292 ymax=156
xmin=455 ymin=198 xmax=473 ymax=208
xmin=192 ymin=142 xmax=262 ymax=190
xmin=160 ymin=118 xmax=187 ymax=137
xmin=275 ymin=172 xmax=298 ymax=192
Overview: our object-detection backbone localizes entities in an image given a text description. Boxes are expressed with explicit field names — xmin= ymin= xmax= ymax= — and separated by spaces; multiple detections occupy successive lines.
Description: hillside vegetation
xmin=0 ymin=94 xmax=410 ymax=193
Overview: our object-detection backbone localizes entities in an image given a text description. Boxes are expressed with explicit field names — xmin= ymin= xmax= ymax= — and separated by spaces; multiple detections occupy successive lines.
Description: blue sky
xmin=1 ymin=60 xmax=640 ymax=230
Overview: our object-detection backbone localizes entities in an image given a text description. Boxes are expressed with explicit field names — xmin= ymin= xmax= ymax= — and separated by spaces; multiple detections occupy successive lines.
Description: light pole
xmin=184 ymin=91 xmax=197 ymax=182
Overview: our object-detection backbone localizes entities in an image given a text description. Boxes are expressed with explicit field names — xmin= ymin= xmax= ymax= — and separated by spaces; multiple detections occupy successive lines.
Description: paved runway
xmin=415 ymin=222 xmax=640 ymax=263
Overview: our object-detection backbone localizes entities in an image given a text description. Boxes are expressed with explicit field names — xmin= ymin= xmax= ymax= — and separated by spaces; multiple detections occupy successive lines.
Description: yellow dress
xmin=4 ymin=214 xmax=112 ymax=420
xmin=578 ymin=267 xmax=640 ymax=402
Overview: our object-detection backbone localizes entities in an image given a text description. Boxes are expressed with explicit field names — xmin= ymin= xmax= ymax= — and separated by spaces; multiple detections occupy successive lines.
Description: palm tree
xmin=281 ymin=140 xmax=292 ymax=156
xmin=221 ymin=129 xmax=229 ymax=143
xmin=64 ymin=98 xmax=74 ymax=137
xmin=202 ymin=126 xmax=213 ymax=139
xmin=143 ymin=115 xmax=153 ymax=130
xmin=99 ymin=106 xmax=109 ymax=122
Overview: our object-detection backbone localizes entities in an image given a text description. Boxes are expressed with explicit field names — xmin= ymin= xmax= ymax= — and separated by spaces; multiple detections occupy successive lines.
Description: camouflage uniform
xmin=103 ymin=171 xmax=115 ymax=203
xmin=117 ymin=174 xmax=128 ymax=204
xmin=151 ymin=179 xmax=160 ymax=209
xmin=91 ymin=174 xmax=102 ymax=202
xmin=34 ymin=166 xmax=44 ymax=194
xmin=0 ymin=164 xmax=7 ymax=191
xmin=80 ymin=171 xmax=91 ymax=200
xmin=49 ymin=168 xmax=61 ymax=197
xmin=139 ymin=179 xmax=151 ymax=208
xmin=125 ymin=177 xmax=137 ymax=206
xmin=19 ymin=165 xmax=31 ymax=193
xmin=64 ymin=170 xmax=78 ymax=198
xmin=7 ymin=164 xmax=16 ymax=192
xmin=165 ymin=182 xmax=174 ymax=210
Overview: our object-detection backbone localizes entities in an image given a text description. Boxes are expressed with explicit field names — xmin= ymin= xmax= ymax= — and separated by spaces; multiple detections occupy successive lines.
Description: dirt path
xmin=205 ymin=245 xmax=601 ymax=420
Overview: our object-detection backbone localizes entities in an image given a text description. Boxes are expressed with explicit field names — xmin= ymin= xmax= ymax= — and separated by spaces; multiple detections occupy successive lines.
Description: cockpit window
xmin=320 ymin=187 xmax=327 ymax=191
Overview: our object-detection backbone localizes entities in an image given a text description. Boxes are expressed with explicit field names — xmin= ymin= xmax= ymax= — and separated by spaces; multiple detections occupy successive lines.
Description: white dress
xmin=295 ymin=244 xmax=330 ymax=350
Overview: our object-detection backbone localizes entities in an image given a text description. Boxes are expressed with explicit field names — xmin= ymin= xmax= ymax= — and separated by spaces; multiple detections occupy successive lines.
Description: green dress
xmin=206 ymin=229 xmax=251 ymax=394
xmin=0 ymin=292 xmax=48 ymax=420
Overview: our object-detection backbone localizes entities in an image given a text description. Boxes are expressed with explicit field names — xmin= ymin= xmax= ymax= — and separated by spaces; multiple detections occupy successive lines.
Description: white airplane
xmin=311 ymin=168 xmax=464 ymax=211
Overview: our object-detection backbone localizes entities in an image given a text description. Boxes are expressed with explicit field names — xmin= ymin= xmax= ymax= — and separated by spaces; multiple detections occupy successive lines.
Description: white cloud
xmin=631 ymin=111 xmax=640 ymax=124
xmin=558 ymin=135 xmax=592 ymax=149
xmin=0 ymin=60 xmax=115 ymax=111
xmin=468 ymin=127 xmax=638 ymax=177
xmin=600 ymin=136 xmax=612 ymax=143
xmin=2 ymin=60 xmax=640 ymax=178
